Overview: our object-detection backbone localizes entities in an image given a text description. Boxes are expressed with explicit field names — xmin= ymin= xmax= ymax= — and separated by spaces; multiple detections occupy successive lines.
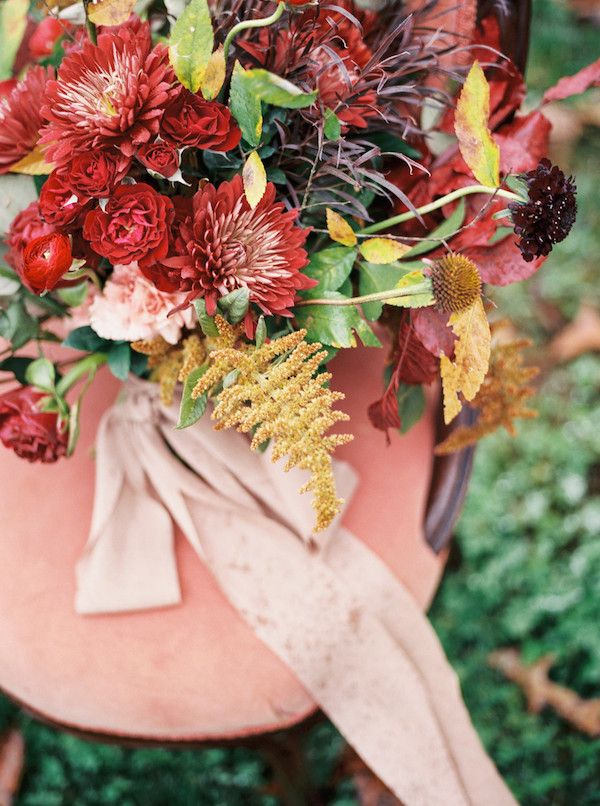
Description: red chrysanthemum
xmin=40 ymin=20 xmax=180 ymax=166
xmin=158 ymin=175 xmax=313 ymax=316
xmin=0 ymin=66 xmax=51 ymax=175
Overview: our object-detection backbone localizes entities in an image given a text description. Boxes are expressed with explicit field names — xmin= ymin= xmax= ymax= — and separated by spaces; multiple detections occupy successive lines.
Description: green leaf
xmin=25 ymin=357 xmax=55 ymax=393
xmin=0 ymin=0 xmax=28 ymax=81
xmin=295 ymin=292 xmax=381 ymax=348
xmin=107 ymin=342 xmax=131 ymax=381
xmin=0 ymin=301 xmax=38 ymax=349
xmin=255 ymin=315 xmax=267 ymax=348
xmin=323 ymin=108 xmax=342 ymax=140
xmin=0 ymin=265 xmax=20 ymax=296
xmin=229 ymin=62 xmax=263 ymax=148
xmin=358 ymin=261 xmax=425 ymax=321
xmin=130 ymin=350 xmax=149 ymax=377
xmin=385 ymin=271 xmax=434 ymax=309
xmin=403 ymin=199 xmax=466 ymax=258
xmin=177 ymin=365 xmax=208 ymax=429
xmin=397 ymin=383 xmax=426 ymax=434
xmin=242 ymin=69 xmax=318 ymax=109
xmin=365 ymin=131 xmax=421 ymax=159
xmin=63 ymin=326 xmax=107 ymax=352
xmin=217 ymin=287 xmax=250 ymax=324
xmin=168 ymin=0 xmax=214 ymax=93
xmin=194 ymin=299 xmax=219 ymax=336
xmin=0 ymin=356 xmax=33 ymax=384
xmin=301 ymin=247 xmax=357 ymax=298
xmin=56 ymin=282 xmax=89 ymax=308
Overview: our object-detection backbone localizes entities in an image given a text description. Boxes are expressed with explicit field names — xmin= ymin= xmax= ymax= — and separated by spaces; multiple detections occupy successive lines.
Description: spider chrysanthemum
xmin=39 ymin=20 xmax=180 ymax=166
xmin=159 ymin=175 xmax=314 ymax=317
xmin=508 ymin=158 xmax=577 ymax=262
xmin=430 ymin=253 xmax=482 ymax=313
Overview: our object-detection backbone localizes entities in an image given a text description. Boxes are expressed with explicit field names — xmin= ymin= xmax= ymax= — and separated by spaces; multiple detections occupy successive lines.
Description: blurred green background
xmin=1 ymin=0 xmax=599 ymax=802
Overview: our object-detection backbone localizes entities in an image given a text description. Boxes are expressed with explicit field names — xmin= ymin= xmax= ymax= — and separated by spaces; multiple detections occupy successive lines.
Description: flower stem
xmin=223 ymin=2 xmax=285 ymax=61
xmin=295 ymin=282 xmax=432 ymax=307
xmin=56 ymin=352 xmax=107 ymax=397
xmin=360 ymin=185 xmax=521 ymax=236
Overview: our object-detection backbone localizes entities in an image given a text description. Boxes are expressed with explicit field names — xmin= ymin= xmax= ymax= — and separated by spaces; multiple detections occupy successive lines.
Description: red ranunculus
xmin=68 ymin=151 xmax=131 ymax=198
xmin=83 ymin=182 xmax=174 ymax=268
xmin=0 ymin=386 xmax=67 ymax=463
xmin=137 ymin=141 xmax=179 ymax=177
xmin=29 ymin=17 xmax=66 ymax=59
xmin=160 ymin=91 xmax=241 ymax=151
xmin=20 ymin=232 xmax=73 ymax=294
xmin=5 ymin=201 xmax=54 ymax=271
xmin=39 ymin=170 xmax=92 ymax=229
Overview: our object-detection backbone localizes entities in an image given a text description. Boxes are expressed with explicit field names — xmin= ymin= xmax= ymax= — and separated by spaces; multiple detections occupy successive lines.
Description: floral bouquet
xmin=0 ymin=0 xmax=593 ymax=534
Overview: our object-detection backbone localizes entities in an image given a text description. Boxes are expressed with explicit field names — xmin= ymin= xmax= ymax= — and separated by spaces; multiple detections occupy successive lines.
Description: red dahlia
xmin=0 ymin=66 xmax=51 ymax=174
xmin=40 ymin=21 xmax=180 ymax=166
xmin=159 ymin=175 xmax=313 ymax=316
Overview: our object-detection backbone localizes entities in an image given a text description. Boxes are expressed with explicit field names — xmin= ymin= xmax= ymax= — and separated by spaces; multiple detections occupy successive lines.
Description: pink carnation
xmin=89 ymin=263 xmax=194 ymax=345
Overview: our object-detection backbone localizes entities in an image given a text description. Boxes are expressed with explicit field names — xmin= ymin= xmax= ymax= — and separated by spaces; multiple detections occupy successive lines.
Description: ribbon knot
xmin=75 ymin=379 xmax=516 ymax=806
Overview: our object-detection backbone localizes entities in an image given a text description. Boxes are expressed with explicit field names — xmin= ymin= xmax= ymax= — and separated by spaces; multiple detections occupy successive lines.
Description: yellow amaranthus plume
xmin=193 ymin=316 xmax=353 ymax=533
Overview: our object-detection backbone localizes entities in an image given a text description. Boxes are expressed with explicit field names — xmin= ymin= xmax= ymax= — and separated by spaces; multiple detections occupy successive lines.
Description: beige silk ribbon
xmin=76 ymin=379 xmax=516 ymax=806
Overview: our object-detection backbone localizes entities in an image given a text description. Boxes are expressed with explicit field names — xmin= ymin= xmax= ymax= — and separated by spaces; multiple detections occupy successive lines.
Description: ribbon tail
xmin=324 ymin=529 xmax=517 ymax=805
xmin=76 ymin=409 xmax=181 ymax=615
xmin=178 ymin=495 xmax=504 ymax=806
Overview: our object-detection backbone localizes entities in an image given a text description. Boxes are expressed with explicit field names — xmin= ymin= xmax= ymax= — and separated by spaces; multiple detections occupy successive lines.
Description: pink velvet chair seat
xmin=0 ymin=345 xmax=444 ymax=742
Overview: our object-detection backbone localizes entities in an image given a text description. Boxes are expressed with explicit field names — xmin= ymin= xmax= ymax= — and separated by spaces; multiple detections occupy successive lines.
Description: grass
xmin=2 ymin=0 xmax=599 ymax=802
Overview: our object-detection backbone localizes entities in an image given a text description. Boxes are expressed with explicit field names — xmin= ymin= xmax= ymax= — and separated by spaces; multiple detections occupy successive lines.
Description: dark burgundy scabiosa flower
xmin=0 ymin=66 xmax=51 ymax=174
xmin=83 ymin=182 xmax=174 ymax=269
xmin=157 ymin=175 xmax=314 ymax=316
xmin=508 ymin=159 xmax=577 ymax=262
xmin=0 ymin=387 xmax=67 ymax=463
xmin=40 ymin=21 xmax=180 ymax=166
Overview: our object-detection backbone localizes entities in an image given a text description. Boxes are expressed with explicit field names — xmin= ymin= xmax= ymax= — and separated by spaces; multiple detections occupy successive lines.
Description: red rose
xmin=29 ymin=17 xmax=66 ymax=59
xmin=69 ymin=152 xmax=131 ymax=198
xmin=39 ymin=170 xmax=92 ymax=229
xmin=6 ymin=201 xmax=53 ymax=270
xmin=137 ymin=141 xmax=179 ymax=178
xmin=83 ymin=183 xmax=174 ymax=268
xmin=20 ymin=232 xmax=73 ymax=294
xmin=160 ymin=91 xmax=241 ymax=151
xmin=0 ymin=386 xmax=67 ymax=463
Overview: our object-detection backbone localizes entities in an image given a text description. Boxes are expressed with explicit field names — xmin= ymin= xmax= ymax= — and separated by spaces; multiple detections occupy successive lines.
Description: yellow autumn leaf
xmin=454 ymin=61 xmax=500 ymax=188
xmin=10 ymin=145 xmax=54 ymax=176
xmin=359 ymin=237 xmax=411 ymax=264
xmin=326 ymin=208 xmax=357 ymax=247
xmin=87 ymin=0 xmax=137 ymax=26
xmin=242 ymin=151 xmax=267 ymax=210
xmin=440 ymin=297 xmax=491 ymax=424
xmin=201 ymin=45 xmax=226 ymax=101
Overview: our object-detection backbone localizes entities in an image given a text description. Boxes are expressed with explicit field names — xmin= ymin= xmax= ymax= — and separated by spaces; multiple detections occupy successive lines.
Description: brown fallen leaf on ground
xmin=549 ymin=304 xmax=600 ymax=363
xmin=339 ymin=747 xmax=402 ymax=806
xmin=489 ymin=648 xmax=600 ymax=737
xmin=0 ymin=729 xmax=25 ymax=806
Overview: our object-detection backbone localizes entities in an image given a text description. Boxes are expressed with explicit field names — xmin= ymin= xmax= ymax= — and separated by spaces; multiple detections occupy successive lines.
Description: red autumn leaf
xmin=463 ymin=232 xmax=546 ymax=286
xmin=411 ymin=307 xmax=456 ymax=358
xmin=542 ymin=57 xmax=600 ymax=105
xmin=368 ymin=319 xmax=439 ymax=436
xmin=496 ymin=111 xmax=553 ymax=174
